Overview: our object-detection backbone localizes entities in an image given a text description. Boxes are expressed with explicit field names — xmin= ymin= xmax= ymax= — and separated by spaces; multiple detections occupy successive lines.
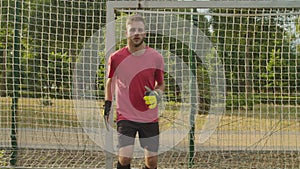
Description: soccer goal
xmin=1 ymin=0 xmax=300 ymax=169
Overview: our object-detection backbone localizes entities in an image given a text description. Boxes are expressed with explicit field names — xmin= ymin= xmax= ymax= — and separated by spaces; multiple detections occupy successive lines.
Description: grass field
xmin=1 ymin=97 xmax=299 ymax=130
xmin=0 ymin=148 xmax=299 ymax=168
xmin=1 ymin=97 xmax=300 ymax=168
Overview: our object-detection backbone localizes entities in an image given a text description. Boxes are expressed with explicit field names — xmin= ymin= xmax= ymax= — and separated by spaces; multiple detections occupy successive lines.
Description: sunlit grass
xmin=1 ymin=97 xmax=299 ymax=133
xmin=217 ymin=104 xmax=300 ymax=132
xmin=0 ymin=97 xmax=79 ymax=128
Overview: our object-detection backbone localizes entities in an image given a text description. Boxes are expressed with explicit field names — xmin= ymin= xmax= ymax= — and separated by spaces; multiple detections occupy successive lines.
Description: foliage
xmin=0 ymin=0 xmax=106 ymax=98
xmin=0 ymin=150 xmax=7 ymax=166
xmin=0 ymin=2 xmax=299 ymax=110
xmin=226 ymin=92 xmax=256 ymax=110
xmin=210 ymin=8 xmax=299 ymax=109
xmin=260 ymin=49 xmax=293 ymax=92
xmin=210 ymin=8 xmax=297 ymax=93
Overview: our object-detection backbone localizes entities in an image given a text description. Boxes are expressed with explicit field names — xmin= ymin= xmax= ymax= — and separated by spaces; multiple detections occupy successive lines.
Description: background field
xmin=1 ymin=97 xmax=300 ymax=168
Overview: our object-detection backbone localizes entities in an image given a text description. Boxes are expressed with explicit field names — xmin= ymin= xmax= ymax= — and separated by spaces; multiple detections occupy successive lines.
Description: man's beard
xmin=132 ymin=37 xmax=144 ymax=47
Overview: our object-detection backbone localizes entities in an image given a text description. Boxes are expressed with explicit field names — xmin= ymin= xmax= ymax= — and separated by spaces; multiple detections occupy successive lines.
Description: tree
xmin=210 ymin=8 xmax=297 ymax=94
xmin=0 ymin=0 xmax=107 ymax=98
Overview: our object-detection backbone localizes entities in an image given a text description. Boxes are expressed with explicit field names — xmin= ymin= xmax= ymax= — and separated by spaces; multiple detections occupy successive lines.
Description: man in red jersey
xmin=103 ymin=14 xmax=165 ymax=169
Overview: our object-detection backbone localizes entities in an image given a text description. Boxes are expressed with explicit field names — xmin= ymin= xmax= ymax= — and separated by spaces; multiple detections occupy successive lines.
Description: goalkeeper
xmin=103 ymin=14 xmax=164 ymax=169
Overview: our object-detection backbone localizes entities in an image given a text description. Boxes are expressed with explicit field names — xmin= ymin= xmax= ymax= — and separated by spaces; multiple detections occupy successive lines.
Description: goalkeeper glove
xmin=103 ymin=100 xmax=112 ymax=116
xmin=103 ymin=100 xmax=112 ymax=131
xmin=143 ymin=86 xmax=162 ymax=109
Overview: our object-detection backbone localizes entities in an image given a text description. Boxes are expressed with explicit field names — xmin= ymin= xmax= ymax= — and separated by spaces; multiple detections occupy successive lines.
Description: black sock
xmin=117 ymin=161 xmax=131 ymax=169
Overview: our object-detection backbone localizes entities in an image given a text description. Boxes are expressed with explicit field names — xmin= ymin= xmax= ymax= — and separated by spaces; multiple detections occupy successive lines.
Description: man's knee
xmin=145 ymin=156 xmax=158 ymax=169
xmin=117 ymin=157 xmax=132 ymax=169
xmin=118 ymin=156 xmax=132 ymax=166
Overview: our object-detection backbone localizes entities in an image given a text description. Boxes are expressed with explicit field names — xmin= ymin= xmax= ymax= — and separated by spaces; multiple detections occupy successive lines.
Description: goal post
xmin=105 ymin=1 xmax=300 ymax=168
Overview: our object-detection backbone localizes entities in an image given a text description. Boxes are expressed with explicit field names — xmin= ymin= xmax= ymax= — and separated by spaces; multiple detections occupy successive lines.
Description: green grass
xmin=1 ymin=97 xmax=299 ymax=132
xmin=0 ymin=97 xmax=79 ymax=128
xmin=218 ymin=103 xmax=300 ymax=132
xmin=0 ymin=150 xmax=7 ymax=166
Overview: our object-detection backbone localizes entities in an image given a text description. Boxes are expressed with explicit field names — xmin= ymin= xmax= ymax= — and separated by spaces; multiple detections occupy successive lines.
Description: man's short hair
xmin=126 ymin=14 xmax=145 ymax=26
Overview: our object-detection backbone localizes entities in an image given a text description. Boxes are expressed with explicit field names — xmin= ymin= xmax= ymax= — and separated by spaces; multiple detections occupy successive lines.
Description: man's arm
xmin=103 ymin=78 xmax=113 ymax=130
xmin=105 ymin=78 xmax=113 ymax=101
xmin=154 ymin=82 xmax=165 ymax=93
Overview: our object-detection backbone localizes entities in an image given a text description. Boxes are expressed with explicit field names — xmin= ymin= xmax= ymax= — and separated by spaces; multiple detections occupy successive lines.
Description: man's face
xmin=126 ymin=21 xmax=146 ymax=47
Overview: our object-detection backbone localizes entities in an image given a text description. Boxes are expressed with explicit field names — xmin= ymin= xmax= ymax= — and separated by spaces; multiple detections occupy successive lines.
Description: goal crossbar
xmin=107 ymin=1 xmax=300 ymax=10
xmin=106 ymin=0 xmax=300 ymax=57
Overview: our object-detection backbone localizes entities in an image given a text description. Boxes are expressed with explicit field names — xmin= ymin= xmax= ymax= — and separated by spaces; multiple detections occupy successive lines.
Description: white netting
xmin=0 ymin=1 xmax=300 ymax=168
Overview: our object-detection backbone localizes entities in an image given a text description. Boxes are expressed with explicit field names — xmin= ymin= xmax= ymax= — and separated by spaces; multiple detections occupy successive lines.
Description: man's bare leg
xmin=117 ymin=145 xmax=134 ymax=169
xmin=143 ymin=149 xmax=158 ymax=169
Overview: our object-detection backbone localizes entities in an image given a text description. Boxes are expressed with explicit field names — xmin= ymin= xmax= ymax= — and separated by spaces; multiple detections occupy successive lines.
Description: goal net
xmin=1 ymin=0 xmax=300 ymax=168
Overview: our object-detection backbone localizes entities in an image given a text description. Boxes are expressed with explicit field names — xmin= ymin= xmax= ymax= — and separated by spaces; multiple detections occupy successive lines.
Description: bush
xmin=226 ymin=92 xmax=255 ymax=110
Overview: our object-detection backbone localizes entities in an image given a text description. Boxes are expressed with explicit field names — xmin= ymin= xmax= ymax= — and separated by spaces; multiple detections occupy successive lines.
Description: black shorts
xmin=117 ymin=120 xmax=159 ymax=152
